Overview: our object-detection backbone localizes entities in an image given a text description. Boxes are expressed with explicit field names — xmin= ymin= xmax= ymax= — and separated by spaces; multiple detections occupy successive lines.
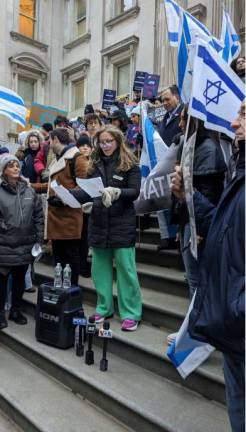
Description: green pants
xmin=91 ymin=247 xmax=142 ymax=321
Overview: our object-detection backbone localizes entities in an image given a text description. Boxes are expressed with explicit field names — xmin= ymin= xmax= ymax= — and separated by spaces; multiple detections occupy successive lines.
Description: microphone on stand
xmin=85 ymin=315 xmax=96 ymax=365
xmin=73 ymin=310 xmax=87 ymax=357
xmin=99 ymin=321 xmax=112 ymax=372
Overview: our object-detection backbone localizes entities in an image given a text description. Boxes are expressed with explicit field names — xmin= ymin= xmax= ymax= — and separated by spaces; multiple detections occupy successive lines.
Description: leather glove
xmin=104 ymin=186 xmax=121 ymax=202
xmin=101 ymin=189 xmax=112 ymax=208
xmin=47 ymin=196 xmax=64 ymax=207
xmin=82 ymin=202 xmax=93 ymax=214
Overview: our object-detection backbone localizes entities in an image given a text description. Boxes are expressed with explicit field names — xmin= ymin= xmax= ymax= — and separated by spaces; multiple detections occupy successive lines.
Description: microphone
xmin=99 ymin=321 xmax=112 ymax=372
xmin=85 ymin=315 xmax=96 ymax=365
xmin=73 ymin=310 xmax=87 ymax=357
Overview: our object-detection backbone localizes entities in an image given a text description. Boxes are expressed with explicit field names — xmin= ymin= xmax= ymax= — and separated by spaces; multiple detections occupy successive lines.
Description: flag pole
xmin=138 ymin=88 xmax=144 ymax=247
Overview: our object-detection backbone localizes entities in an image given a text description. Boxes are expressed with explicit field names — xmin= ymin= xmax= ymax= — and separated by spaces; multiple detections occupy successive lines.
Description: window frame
xmin=19 ymin=0 xmax=37 ymax=39
xmin=72 ymin=78 xmax=85 ymax=111
xmin=76 ymin=0 xmax=87 ymax=37
xmin=116 ymin=61 xmax=131 ymax=96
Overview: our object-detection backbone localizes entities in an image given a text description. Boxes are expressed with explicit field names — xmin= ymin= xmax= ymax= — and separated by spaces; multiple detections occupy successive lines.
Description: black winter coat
xmin=72 ymin=151 xmax=141 ymax=248
xmin=21 ymin=148 xmax=39 ymax=183
xmin=172 ymin=134 xmax=227 ymax=226
xmin=189 ymin=148 xmax=245 ymax=359
xmin=0 ymin=178 xmax=44 ymax=266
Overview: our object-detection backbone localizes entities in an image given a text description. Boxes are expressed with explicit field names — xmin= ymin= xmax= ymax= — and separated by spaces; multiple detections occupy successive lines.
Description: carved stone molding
xmin=188 ymin=4 xmax=206 ymax=22
xmin=63 ymin=32 xmax=91 ymax=51
xmin=105 ymin=6 xmax=140 ymax=31
xmin=10 ymin=31 xmax=48 ymax=52
xmin=61 ymin=59 xmax=90 ymax=79
xmin=101 ymin=36 xmax=139 ymax=57
xmin=9 ymin=52 xmax=49 ymax=77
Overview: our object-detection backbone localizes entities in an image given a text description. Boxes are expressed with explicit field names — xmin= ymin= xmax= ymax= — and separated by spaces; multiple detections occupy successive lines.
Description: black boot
xmin=9 ymin=309 xmax=28 ymax=325
xmin=0 ymin=311 xmax=8 ymax=330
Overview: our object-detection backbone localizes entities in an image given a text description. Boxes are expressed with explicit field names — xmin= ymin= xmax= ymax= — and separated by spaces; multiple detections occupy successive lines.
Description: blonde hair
xmin=88 ymin=125 xmax=137 ymax=174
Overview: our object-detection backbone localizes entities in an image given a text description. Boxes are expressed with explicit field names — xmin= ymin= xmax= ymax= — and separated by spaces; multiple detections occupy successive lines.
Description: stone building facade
xmin=0 ymin=0 xmax=245 ymax=143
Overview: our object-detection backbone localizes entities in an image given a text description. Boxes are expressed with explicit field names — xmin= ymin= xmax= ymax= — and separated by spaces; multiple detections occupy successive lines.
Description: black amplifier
xmin=35 ymin=283 xmax=83 ymax=349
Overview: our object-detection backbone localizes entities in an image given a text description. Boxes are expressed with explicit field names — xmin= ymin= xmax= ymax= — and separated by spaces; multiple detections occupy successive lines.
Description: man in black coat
xmin=158 ymin=85 xmax=183 ymax=147
xmin=157 ymin=85 xmax=183 ymax=249
xmin=171 ymin=101 xmax=245 ymax=432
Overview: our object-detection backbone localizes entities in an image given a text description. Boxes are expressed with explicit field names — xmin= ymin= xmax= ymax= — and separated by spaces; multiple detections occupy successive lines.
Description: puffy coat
xmin=189 ymin=150 xmax=245 ymax=359
xmin=21 ymin=148 xmax=40 ymax=183
xmin=0 ymin=178 xmax=44 ymax=266
xmin=72 ymin=150 xmax=141 ymax=248
xmin=46 ymin=145 xmax=88 ymax=240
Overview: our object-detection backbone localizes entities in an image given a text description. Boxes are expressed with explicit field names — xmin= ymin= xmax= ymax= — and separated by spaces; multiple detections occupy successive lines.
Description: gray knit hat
xmin=0 ymin=155 xmax=20 ymax=177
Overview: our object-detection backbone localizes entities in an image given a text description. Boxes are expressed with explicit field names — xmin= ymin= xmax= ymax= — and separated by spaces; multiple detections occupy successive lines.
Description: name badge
xmin=113 ymin=175 xmax=123 ymax=181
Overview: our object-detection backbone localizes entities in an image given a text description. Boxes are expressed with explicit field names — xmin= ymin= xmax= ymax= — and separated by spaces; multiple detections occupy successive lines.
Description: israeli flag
xmin=163 ymin=0 xmax=180 ymax=46
xmin=189 ymin=40 xmax=245 ymax=139
xmin=167 ymin=293 xmax=215 ymax=379
xmin=220 ymin=9 xmax=241 ymax=64
xmin=0 ymin=86 xmax=27 ymax=127
xmin=140 ymin=102 xmax=168 ymax=178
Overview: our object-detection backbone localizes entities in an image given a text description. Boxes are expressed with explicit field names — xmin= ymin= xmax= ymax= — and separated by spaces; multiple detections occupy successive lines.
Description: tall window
xmin=120 ymin=0 xmax=133 ymax=13
xmin=73 ymin=79 xmax=84 ymax=110
xmin=117 ymin=63 xmax=130 ymax=96
xmin=77 ymin=0 xmax=86 ymax=36
xmin=19 ymin=0 xmax=36 ymax=38
xmin=18 ymin=77 xmax=35 ymax=108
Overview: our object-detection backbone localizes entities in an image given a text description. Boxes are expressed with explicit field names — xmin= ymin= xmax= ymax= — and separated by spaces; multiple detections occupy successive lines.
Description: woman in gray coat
xmin=0 ymin=155 xmax=44 ymax=329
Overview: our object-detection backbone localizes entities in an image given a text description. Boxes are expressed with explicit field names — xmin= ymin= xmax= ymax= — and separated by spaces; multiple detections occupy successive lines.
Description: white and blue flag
xmin=220 ymin=9 xmax=241 ymax=64
xmin=163 ymin=0 xmax=180 ymax=46
xmin=167 ymin=293 xmax=215 ymax=379
xmin=140 ymin=102 xmax=168 ymax=178
xmin=189 ymin=40 xmax=245 ymax=139
xmin=0 ymin=86 xmax=27 ymax=127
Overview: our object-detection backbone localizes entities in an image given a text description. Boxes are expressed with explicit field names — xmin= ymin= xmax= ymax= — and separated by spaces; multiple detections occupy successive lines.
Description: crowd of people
xmin=0 ymin=55 xmax=244 ymax=430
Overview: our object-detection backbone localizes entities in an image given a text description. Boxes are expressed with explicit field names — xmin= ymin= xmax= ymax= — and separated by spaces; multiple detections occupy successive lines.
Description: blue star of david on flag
xmin=203 ymin=80 xmax=227 ymax=106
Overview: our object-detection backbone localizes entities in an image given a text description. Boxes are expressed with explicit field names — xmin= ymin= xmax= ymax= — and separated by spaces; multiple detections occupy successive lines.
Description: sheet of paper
xmin=50 ymin=180 xmax=81 ymax=208
xmin=76 ymin=177 xmax=104 ymax=198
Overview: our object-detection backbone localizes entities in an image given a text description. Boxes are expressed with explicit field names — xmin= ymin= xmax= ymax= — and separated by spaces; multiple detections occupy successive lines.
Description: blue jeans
xmin=180 ymin=223 xmax=203 ymax=298
xmin=223 ymin=353 xmax=245 ymax=432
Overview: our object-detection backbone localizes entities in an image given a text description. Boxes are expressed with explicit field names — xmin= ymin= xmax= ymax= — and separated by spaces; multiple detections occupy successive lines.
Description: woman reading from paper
xmin=71 ymin=125 xmax=142 ymax=331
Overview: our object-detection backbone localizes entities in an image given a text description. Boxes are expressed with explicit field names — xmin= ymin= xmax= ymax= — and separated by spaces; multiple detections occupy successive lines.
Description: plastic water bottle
xmin=63 ymin=264 xmax=72 ymax=289
xmin=54 ymin=263 xmax=62 ymax=289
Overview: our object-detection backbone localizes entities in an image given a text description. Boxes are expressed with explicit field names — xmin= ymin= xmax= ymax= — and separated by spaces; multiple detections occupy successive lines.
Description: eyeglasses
xmin=99 ymin=139 xmax=115 ymax=146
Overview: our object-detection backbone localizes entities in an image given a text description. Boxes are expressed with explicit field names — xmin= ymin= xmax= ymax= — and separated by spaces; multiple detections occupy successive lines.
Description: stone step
xmin=40 ymin=253 xmax=187 ymax=298
xmin=135 ymin=243 xmax=184 ymax=271
xmin=35 ymin=263 xmax=189 ymax=329
xmin=0 ymin=319 xmax=230 ymax=432
xmin=0 ymin=343 xmax=131 ymax=432
xmin=136 ymin=228 xmax=161 ymax=245
xmin=0 ymin=409 xmax=22 ymax=432
xmin=22 ymin=291 xmax=226 ymax=405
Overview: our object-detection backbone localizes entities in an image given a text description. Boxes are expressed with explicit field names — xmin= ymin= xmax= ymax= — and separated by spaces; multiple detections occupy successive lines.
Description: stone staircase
xmin=0 ymin=216 xmax=230 ymax=432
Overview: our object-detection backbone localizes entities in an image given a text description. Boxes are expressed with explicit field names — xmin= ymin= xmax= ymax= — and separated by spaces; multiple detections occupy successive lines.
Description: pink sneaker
xmin=94 ymin=313 xmax=104 ymax=324
xmin=121 ymin=319 xmax=138 ymax=331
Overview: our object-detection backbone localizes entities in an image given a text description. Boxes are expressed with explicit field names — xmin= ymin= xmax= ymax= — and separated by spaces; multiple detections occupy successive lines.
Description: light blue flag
xmin=220 ymin=9 xmax=241 ymax=64
xmin=140 ymin=102 xmax=168 ymax=178
xmin=189 ymin=40 xmax=245 ymax=139
xmin=167 ymin=293 xmax=215 ymax=379
xmin=0 ymin=86 xmax=27 ymax=127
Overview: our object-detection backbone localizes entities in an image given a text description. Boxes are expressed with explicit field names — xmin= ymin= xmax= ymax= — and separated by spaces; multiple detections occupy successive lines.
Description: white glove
xmin=104 ymin=187 xmax=121 ymax=202
xmin=82 ymin=202 xmax=93 ymax=214
xmin=101 ymin=189 xmax=112 ymax=208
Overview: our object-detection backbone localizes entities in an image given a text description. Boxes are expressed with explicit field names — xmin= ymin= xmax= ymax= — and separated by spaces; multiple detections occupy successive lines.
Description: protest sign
xmin=133 ymin=71 xmax=147 ymax=91
xmin=147 ymin=105 xmax=166 ymax=123
xmin=29 ymin=103 xmax=67 ymax=127
xmin=143 ymin=74 xmax=160 ymax=98
xmin=135 ymin=143 xmax=178 ymax=214
xmin=102 ymin=89 xmax=116 ymax=110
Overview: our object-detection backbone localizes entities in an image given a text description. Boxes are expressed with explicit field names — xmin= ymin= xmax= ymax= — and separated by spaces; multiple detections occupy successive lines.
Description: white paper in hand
xmin=50 ymin=180 xmax=81 ymax=208
xmin=76 ymin=177 xmax=104 ymax=198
